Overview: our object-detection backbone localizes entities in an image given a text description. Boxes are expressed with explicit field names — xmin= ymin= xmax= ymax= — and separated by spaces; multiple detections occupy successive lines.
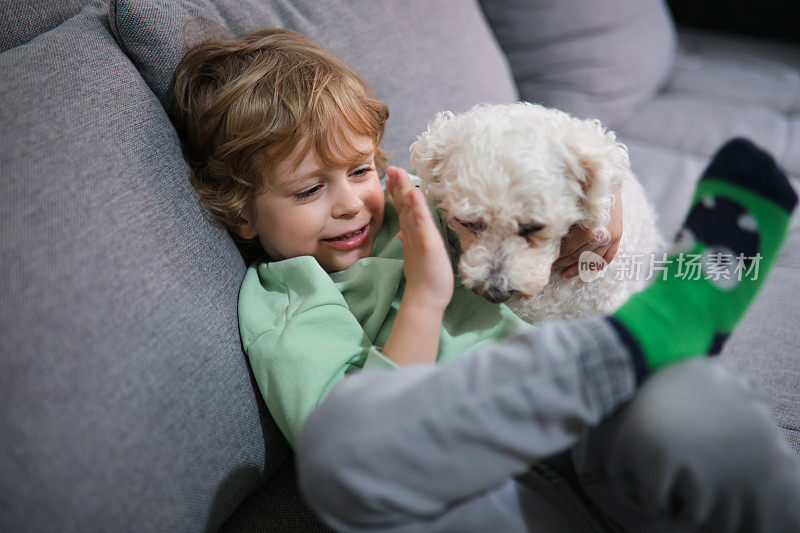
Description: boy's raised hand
xmin=386 ymin=166 xmax=454 ymax=311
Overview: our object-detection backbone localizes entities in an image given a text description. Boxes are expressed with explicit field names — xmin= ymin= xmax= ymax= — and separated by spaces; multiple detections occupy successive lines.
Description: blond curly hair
xmin=171 ymin=27 xmax=389 ymax=253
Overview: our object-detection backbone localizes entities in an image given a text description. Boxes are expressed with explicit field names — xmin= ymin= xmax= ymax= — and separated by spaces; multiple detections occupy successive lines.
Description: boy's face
xmin=237 ymin=136 xmax=385 ymax=273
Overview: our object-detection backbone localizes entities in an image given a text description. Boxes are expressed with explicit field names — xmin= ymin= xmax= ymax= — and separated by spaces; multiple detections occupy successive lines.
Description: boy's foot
xmin=608 ymin=138 xmax=797 ymax=381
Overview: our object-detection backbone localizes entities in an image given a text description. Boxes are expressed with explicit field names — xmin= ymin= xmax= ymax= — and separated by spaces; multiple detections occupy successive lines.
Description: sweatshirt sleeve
xmin=239 ymin=257 xmax=399 ymax=448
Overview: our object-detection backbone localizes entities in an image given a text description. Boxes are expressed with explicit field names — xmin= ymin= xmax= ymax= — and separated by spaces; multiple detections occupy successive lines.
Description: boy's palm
xmin=387 ymin=167 xmax=454 ymax=311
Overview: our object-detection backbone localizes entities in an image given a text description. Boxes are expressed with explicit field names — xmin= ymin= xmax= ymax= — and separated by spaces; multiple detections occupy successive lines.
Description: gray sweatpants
xmin=296 ymin=318 xmax=800 ymax=532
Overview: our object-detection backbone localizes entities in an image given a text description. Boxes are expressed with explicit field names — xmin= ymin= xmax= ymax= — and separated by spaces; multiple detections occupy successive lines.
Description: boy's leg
xmin=573 ymin=358 xmax=800 ymax=533
xmin=308 ymin=472 xmax=608 ymax=533
xmin=297 ymin=317 xmax=638 ymax=532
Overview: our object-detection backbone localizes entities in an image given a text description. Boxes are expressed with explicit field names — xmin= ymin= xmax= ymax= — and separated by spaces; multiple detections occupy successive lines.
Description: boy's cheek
xmin=367 ymin=182 xmax=386 ymax=221
xmin=371 ymin=198 xmax=386 ymax=235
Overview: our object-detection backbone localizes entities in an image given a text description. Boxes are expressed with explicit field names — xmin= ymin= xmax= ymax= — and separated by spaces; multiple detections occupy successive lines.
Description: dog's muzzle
xmin=477 ymin=285 xmax=519 ymax=304
xmin=462 ymin=256 xmax=520 ymax=303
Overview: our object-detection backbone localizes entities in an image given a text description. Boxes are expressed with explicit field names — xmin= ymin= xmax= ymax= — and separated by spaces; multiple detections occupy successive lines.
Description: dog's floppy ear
xmin=410 ymin=111 xmax=455 ymax=192
xmin=564 ymin=122 xmax=629 ymax=229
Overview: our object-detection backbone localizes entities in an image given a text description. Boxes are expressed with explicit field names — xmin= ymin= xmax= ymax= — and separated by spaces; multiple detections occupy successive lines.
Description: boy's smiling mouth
xmin=322 ymin=223 xmax=370 ymax=250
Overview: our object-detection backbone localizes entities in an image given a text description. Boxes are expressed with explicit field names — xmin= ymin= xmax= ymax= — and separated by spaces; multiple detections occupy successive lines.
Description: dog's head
xmin=410 ymin=102 xmax=629 ymax=302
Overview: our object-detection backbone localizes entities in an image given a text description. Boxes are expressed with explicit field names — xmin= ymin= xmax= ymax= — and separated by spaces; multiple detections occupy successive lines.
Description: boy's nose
xmin=332 ymin=183 xmax=363 ymax=217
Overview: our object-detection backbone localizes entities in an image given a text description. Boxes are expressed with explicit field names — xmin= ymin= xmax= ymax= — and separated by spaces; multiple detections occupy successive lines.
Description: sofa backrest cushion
xmin=478 ymin=0 xmax=676 ymax=125
xmin=0 ymin=4 xmax=285 ymax=530
xmin=0 ymin=0 xmax=95 ymax=52
xmin=109 ymin=0 xmax=519 ymax=170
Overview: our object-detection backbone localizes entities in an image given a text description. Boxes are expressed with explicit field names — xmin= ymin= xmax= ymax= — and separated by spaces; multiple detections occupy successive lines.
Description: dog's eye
xmin=455 ymin=219 xmax=486 ymax=234
xmin=519 ymin=223 xmax=544 ymax=237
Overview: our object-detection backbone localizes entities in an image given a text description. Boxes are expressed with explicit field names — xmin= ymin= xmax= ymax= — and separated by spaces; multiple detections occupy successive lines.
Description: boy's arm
xmin=381 ymin=167 xmax=454 ymax=367
xmin=381 ymin=295 xmax=446 ymax=367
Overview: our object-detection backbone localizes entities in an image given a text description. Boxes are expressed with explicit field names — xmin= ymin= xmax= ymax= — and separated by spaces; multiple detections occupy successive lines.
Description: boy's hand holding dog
xmin=382 ymin=166 xmax=453 ymax=366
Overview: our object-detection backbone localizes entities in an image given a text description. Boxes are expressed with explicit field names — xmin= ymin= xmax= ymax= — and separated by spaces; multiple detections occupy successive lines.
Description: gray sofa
xmin=1 ymin=0 xmax=798 ymax=530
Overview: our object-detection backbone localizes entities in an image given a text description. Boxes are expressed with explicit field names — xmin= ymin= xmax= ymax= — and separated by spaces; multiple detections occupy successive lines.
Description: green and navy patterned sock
xmin=608 ymin=138 xmax=797 ymax=382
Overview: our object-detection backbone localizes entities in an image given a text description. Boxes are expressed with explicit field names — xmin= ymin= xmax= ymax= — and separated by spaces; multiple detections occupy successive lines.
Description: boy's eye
xmin=350 ymin=166 xmax=374 ymax=179
xmin=294 ymin=184 xmax=323 ymax=200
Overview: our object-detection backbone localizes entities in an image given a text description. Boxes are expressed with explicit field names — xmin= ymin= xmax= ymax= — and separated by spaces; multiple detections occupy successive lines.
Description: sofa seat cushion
xmin=219 ymin=455 xmax=333 ymax=532
xmin=611 ymin=29 xmax=800 ymax=238
xmin=614 ymin=29 xmax=800 ymax=188
xmin=0 ymin=4 xmax=287 ymax=529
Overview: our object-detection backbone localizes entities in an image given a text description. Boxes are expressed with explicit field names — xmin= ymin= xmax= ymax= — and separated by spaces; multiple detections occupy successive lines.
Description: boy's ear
xmin=234 ymin=216 xmax=258 ymax=240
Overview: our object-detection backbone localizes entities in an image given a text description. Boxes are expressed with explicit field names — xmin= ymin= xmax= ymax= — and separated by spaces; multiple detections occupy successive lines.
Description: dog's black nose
xmin=483 ymin=285 xmax=514 ymax=303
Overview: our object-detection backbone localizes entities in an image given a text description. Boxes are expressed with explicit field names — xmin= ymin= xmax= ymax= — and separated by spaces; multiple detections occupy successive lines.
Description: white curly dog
xmin=410 ymin=102 xmax=664 ymax=323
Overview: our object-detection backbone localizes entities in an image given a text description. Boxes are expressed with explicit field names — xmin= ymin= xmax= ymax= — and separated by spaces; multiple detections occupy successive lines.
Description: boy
xmin=172 ymin=28 xmax=800 ymax=532
xmin=171 ymin=27 xmax=619 ymax=442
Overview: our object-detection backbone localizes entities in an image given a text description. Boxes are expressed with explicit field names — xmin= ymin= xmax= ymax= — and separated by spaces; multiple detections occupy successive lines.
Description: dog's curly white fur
xmin=410 ymin=102 xmax=664 ymax=323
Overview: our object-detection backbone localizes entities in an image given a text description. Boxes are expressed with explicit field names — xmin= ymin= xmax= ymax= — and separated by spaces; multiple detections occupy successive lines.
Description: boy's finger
xmin=387 ymin=167 xmax=414 ymax=210
xmin=387 ymin=166 xmax=410 ymax=189
xmin=602 ymin=238 xmax=621 ymax=264
xmin=552 ymin=244 xmax=589 ymax=269
xmin=589 ymin=227 xmax=612 ymax=247
xmin=562 ymin=265 xmax=579 ymax=280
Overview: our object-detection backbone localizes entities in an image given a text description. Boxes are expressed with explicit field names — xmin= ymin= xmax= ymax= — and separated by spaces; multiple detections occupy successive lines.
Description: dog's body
xmin=411 ymin=102 xmax=664 ymax=323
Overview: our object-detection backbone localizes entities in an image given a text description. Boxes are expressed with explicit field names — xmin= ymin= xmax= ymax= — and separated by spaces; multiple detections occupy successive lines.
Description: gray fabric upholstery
xmin=219 ymin=455 xmax=332 ymax=532
xmin=727 ymin=267 xmax=800 ymax=439
xmin=2 ymin=0 xmax=799 ymax=530
xmin=0 ymin=3 xmax=286 ymax=530
xmin=0 ymin=0 xmax=92 ymax=52
xmin=109 ymin=0 xmax=518 ymax=170
xmin=618 ymin=29 xmax=800 ymax=186
xmin=478 ymin=0 xmax=676 ymax=125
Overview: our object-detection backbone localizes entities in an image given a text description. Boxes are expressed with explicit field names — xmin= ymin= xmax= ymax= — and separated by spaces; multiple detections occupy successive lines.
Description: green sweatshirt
xmin=238 ymin=189 xmax=532 ymax=447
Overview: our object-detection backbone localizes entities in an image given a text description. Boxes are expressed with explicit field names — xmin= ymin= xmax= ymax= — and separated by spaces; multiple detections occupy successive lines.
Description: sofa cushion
xmin=0 ymin=4 xmax=286 ymax=530
xmin=0 ymin=0 xmax=93 ymax=52
xmin=615 ymin=29 xmax=800 ymax=182
xmin=108 ymin=0 xmax=519 ymax=170
xmin=478 ymin=0 xmax=676 ymax=125
xmin=219 ymin=455 xmax=333 ymax=532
